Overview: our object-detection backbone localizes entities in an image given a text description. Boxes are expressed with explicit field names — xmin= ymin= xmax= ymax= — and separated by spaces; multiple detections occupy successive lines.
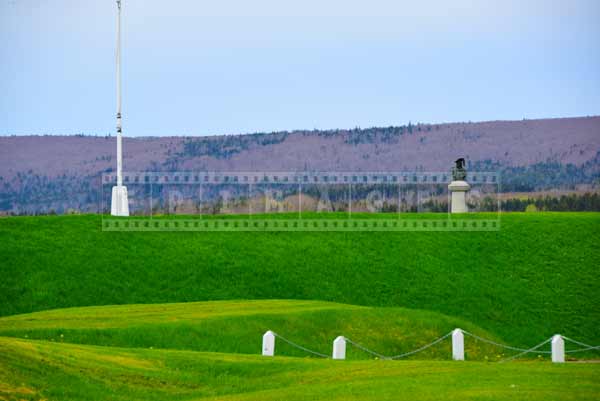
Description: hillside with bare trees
xmin=1 ymin=116 xmax=599 ymax=214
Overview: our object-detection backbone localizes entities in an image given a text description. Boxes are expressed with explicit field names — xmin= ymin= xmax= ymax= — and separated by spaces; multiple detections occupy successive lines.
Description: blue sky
xmin=1 ymin=0 xmax=599 ymax=136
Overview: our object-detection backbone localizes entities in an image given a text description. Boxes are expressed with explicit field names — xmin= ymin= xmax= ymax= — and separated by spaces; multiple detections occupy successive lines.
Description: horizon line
xmin=1 ymin=114 xmax=599 ymax=139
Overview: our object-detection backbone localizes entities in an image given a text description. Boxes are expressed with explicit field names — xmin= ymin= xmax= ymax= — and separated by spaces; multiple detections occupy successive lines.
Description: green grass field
xmin=0 ymin=300 xmax=508 ymax=360
xmin=1 ymin=337 xmax=599 ymax=401
xmin=1 ymin=213 xmax=598 ymax=346
xmin=0 ymin=213 xmax=599 ymax=400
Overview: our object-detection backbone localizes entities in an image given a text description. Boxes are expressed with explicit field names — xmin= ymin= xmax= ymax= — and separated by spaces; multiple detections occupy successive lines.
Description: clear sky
xmin=1 ymin=0 xmax=599 ymax=136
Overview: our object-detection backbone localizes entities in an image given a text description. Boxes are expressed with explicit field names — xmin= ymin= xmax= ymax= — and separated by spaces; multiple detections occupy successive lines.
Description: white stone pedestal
xmin=111 ymin=185 xmax=129 ymax=216
xmin=448 ymin=180 xmax=470 ymax=213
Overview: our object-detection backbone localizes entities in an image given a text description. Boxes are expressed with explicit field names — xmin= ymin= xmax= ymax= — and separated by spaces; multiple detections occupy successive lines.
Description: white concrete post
xmin=452 ymin=329 xmax=465 ymax=361
xmin=262 ymin=330 xmax=275 ymax=357
xmin=333 ymin=336 xmax=346 ymax=360
xmin=551 ymin=334 xmax=565 ymax=363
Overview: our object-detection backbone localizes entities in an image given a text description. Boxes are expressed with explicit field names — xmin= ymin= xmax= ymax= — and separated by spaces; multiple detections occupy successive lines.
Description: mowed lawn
xmin=1 ymin=336 xmax=599 ymax=401
xmin=0 ymin=300 xmax=511 ymax=361
xmin=0 ymin=213 xmax=598 ymax=400
xmin=0 ymin=213 xmax=599 ymax=349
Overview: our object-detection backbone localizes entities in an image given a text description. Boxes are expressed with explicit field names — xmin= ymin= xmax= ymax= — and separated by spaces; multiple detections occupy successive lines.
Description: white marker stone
xmin=333 ymin=336 xmax=346 ymax=360
xmin=452 ymin=328 xmax=465 ymax=361
xmin=551 ymin=334 xmax=565 ymax=363
xmin=262 ymin=330 xmax=275 ymax=356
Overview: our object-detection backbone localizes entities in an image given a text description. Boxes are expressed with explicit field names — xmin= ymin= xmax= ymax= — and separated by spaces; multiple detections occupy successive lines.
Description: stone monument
xmin=448 ymin=158 xmax=470 ymax=213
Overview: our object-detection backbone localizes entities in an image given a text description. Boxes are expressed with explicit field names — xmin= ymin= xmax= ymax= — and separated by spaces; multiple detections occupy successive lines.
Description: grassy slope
xmin=0 ymin=300 xmax=507 ymax=361
xmin=1 ymin=337 xmax=599 ymax=401
xmin=1 ymin=213 xmax=599 ymax=348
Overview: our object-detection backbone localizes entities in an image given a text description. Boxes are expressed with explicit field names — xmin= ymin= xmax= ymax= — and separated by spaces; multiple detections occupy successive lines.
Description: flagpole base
xmin=111 ymin=185 xmax=129 ymax=216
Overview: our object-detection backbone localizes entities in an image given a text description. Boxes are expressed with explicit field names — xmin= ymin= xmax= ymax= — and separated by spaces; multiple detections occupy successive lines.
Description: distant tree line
xmin=0 ymin=172 xmax=102 ymax=215
xmin=1 ymin=150 xmax=599 ymax=214
xmin=175 ymin=123 xmax=442 ymax=160
xmin=501 ymin=193 xmax=600 ymax=212
xmin=177 ymin=131 xmax=289 ymax=160
xmin=344 ymin=123 xmax=436 ymax=145
xmin=471 ymin=154 xmax=600 ymax=192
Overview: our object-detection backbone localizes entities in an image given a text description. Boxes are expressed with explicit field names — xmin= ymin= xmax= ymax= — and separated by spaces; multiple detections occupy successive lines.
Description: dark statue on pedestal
xmin=452 ymin=158 xmax=467 ymax=181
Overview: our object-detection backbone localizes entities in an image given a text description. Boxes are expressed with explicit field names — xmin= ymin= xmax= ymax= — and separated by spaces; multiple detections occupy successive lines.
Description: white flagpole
xmin=116 ymin=0 xmax=123 ymax=187
xmin=111 ymin=0 xmax=129 ymax=216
